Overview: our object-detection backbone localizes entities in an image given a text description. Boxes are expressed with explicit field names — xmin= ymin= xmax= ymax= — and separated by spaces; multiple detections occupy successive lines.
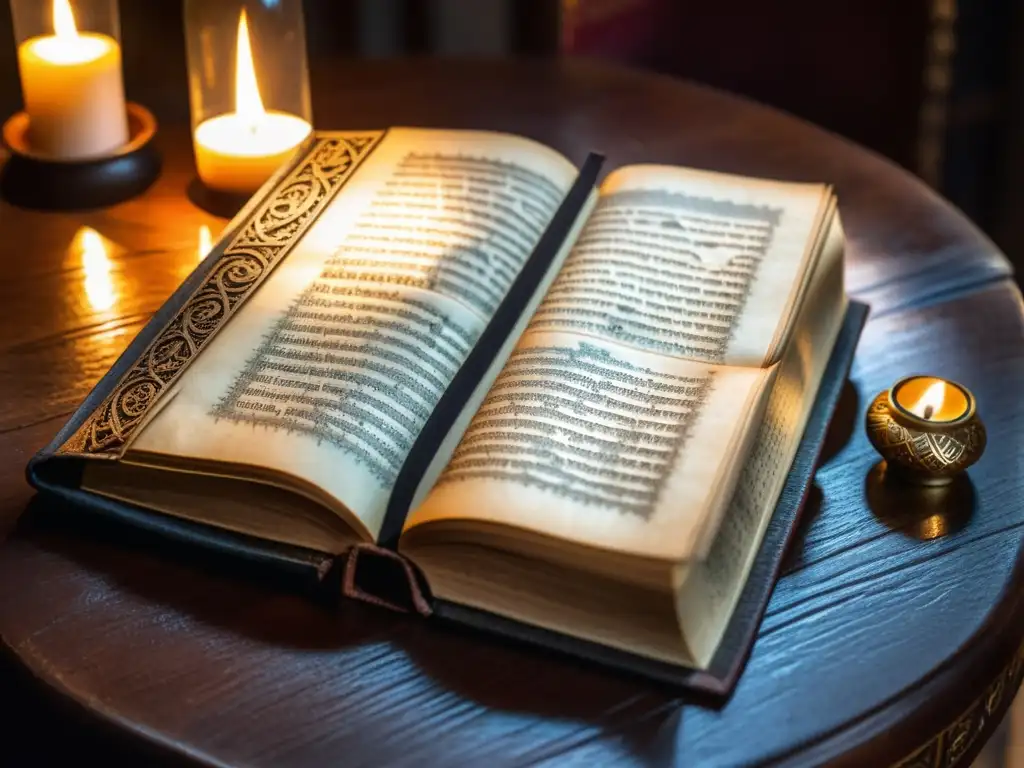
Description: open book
xmin=29 ymin=129 xmax=863 ymax=695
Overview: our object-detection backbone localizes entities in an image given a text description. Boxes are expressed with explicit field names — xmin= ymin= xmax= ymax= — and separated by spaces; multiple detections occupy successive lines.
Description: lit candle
xmin=193 ymin=9 xmax=312 ymax=196
xmin=17 ymin=0 xmax=128 ymax=158
xmin=866 ymin=374 xmax=985 ymax=485
xmin=909 ymin=382 xmax=945 ymax=420
xmin=895 ymin=377 xmax=970 ymax=423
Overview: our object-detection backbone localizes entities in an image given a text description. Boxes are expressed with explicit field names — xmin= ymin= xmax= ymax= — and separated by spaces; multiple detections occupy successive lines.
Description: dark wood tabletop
xmin=0 ymin=57 xmax=1022 ymax=767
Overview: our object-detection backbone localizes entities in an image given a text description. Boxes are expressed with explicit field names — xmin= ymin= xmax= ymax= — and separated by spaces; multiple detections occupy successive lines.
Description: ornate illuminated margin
xmin=891 ymin=636 xmax=1024 ymax=767
xmin=57 ymin=132 xmax=384 ymax=458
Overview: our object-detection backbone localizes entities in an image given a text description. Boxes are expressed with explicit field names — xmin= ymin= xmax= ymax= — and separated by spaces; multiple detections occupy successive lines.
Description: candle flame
xmin=37 ymin=0 xmax=108 ymax=67
xmin=80 ymin=227 xmax=103 ymax=253
xmin=235 ymin=9 xmax=266 ymax=127
xmin=910 ymin=381 xmax=946 ymax=420
xmin=198 ymin=225 xmax=213 ymax=262
xmin=53 ymin=0 xmax=79 ymax=40
xmin=77 ymin=227 xmax=115 ymax=312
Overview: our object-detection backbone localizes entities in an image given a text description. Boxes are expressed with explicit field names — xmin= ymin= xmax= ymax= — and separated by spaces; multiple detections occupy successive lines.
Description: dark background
xmin=1 ymin=1 xmax=1022 ymax=762
xmin=0 ymin=0 xmax=1021 ymax=268
xmin=1 ymin=0 xmax=1022 ymax=269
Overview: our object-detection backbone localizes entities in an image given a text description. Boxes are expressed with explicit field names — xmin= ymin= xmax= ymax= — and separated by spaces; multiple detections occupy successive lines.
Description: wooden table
xmin=1 ymin=58 xmax=1022 ymax=767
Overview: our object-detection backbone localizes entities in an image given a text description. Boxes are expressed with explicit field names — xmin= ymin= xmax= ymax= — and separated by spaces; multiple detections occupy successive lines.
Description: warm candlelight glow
xmin=235 ymin=10 xmax=264 ymax=127
xmin=53 ymin=0 xmax=77 ymax=39
xmin=910 ymin=381 xmax=946 ymax=421
xmin=198 ymin=224 xmax=213 ymax=262
xmin=77 ymin=227 xmax=115 ymax=312
xmin=893 ymin=376 xmax=970 ymax=423
xmin=192 ymin=8 xmax=311 ymax=195
xmin=34 ymin=0 xmax=108 ymax=64
xmin=16 ymin=0 xmax=129 ymax=158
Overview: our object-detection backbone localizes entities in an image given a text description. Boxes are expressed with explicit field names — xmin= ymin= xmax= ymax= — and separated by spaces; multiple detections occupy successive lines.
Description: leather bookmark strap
xmin=342 ymin=543 xmax=433 ymax=617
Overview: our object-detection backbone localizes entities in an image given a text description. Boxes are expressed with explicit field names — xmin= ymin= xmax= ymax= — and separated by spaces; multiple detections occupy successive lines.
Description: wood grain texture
xmin=0 ymin=58 xmax=1022 ymax=766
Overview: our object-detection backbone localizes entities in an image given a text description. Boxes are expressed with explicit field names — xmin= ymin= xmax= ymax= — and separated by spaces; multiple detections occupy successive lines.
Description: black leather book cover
xmin=25 ymin=135 xmax=604 ymax=585
xmin=22 ymin=128 xmax=866 ymax=697
xmin=26 ymin=132 xmax=393 ymax=584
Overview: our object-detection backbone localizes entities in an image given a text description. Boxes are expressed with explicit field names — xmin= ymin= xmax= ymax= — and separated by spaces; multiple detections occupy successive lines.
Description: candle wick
xmin=923 ymin=404 xmax=935 ymax=420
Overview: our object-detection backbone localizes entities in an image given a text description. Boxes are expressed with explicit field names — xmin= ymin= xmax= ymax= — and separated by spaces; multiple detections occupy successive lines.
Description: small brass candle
xmin=866 ymin=375 xmax=986 ymax=485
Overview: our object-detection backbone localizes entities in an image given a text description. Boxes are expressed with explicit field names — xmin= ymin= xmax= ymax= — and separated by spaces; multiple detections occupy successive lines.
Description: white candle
xmin=195 ymin=112 xmax=312 ymax=197
xmin=17 ymin=0 xmax=128 ymax=159
xmin=193 ymin=9 xmax=311 ymax=196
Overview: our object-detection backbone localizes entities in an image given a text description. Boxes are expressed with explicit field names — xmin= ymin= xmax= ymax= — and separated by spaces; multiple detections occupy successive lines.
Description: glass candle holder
xmin=185 ymin=0 xmax=313 ymax=197
xmin=10 ymin=0 xmax=129 ymax=159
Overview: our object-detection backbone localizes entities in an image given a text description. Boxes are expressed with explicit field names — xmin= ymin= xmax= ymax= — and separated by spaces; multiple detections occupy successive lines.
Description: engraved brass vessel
xmin=865 ymin=375 xmax=986 ymax=485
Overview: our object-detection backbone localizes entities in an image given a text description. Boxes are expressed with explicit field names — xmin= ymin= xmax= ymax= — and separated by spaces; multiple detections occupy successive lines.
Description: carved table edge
xmin=887 ymin=634 xmax=1024 ymax=768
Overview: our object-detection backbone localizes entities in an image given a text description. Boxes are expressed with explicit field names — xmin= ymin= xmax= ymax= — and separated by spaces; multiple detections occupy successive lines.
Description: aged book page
xmin=677 ymin=214 xmax=847 ymax=663
xmin=405 ymin=331 xmax=770 ymax=564
xmin=405 ymin=164 xmax=832 ymax=561
xmin=83 ymin=128 xmax=581 ymax=542
xmin=527 ymin=164 xmax=831 ymax=368
xmin=402 ymin=197 xmax=845 ymax=666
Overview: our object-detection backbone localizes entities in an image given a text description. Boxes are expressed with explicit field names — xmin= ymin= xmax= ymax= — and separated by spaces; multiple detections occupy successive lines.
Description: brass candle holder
xmin=866 ymin=375 xmax=986 ymax=485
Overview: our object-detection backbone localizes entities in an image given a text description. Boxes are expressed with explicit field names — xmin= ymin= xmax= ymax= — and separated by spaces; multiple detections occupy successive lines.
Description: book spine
xmin=377 ymin=152 xmax=605 ymax=548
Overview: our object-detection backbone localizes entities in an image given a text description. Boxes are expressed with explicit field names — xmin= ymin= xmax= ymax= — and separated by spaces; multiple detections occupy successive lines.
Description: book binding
xmin=20 ymin=127 xmax=870 ymax=702
xmin=52 ymin=132 xmax=385 ymax=460
xmin=338 ymin=301 xmax=869 ymax=700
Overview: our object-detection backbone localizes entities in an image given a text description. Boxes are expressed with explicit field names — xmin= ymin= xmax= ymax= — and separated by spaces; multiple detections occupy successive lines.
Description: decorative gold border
xmin=891 ymin=635 xmax=1024 ymax=767
xmin=57 ymin=132 xmax=384 ymax=458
